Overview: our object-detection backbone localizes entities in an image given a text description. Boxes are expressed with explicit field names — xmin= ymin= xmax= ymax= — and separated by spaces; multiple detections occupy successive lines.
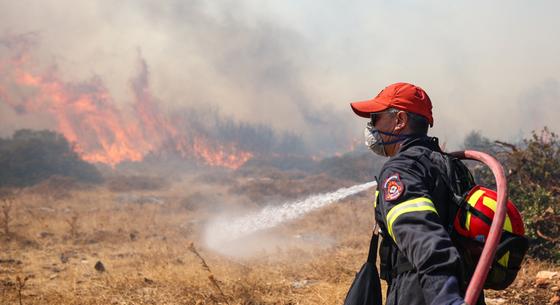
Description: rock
xmin=38 ymin=231 xmax=54 ymax=238
xmin=94 ymin=261 xmax=105 ymax=272
xmin=129 ymin=231 xmax=138 ymax=241
xmin=0 ymin=259 xmax=22 ymax=265
xmin=536 ymin=271 xmax=559 ymax=286
xmin=291 ymin=279 xmax=319 ymax=289
xmin=60 ymin=250 xmax=78 ymax=263
xmin=485 ymin=298 xmax=507 ymax=304
xmin=537 ymin=271 xmax=559 ymax=280
xmin=39 ymin=207 xmax=56 ymax=213
xmin=552 ymin=286 xmax=559 ymax=292
xmin=144 ymin=277 xmax=154 ymax=284
xmin=291 ymin=280 xmax=308 ymax=289
xmin=550 ymin=295 xmax=560 ymax=305
xmin=51 ymin=267 xmax=62 ymax=273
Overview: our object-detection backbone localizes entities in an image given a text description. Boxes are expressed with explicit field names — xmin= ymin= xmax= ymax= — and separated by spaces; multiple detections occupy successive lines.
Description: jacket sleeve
xmin=377 ymin=157 xmax=465 ymax=305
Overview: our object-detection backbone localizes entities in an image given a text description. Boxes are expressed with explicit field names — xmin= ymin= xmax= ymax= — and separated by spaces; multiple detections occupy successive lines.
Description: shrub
xmin=0 ymin=129 xmax=102 ymax=187
xmin=462 ymin=128 xmax=560 ymax=262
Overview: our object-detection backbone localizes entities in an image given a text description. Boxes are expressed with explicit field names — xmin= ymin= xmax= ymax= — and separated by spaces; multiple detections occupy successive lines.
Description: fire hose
xmin=451 ymin=150 xmax=508 ymax=305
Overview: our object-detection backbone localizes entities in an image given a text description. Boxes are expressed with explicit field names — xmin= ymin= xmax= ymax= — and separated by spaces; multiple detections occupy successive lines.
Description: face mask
xmin=364 ymin=123 xmax=388 ymax=156
xmin=364 ymin=122 xmax=411 ymax=157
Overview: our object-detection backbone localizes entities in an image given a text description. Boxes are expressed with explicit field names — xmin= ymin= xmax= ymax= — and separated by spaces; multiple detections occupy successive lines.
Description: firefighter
xmin=350 ymin=82 xmax=482 ymax=305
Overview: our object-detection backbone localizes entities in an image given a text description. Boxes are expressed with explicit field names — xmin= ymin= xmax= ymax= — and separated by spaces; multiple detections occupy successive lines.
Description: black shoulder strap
xmin=416 ymin=150 xmax=470 ymax=208
xmin=367 ymin=231 xmax=379 ymax=264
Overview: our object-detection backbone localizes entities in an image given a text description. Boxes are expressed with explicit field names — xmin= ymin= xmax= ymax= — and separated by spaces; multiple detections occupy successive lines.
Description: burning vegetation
xmin=0 ymin=43 xmax=253 ymax=169
xmin=1 ymin=34 xmax=320 ymax=170
xmin=1 ymin=33 xmax=360 ymax=174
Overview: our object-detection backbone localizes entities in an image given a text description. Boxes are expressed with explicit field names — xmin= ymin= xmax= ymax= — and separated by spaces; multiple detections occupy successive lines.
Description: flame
xmin=12 ymin=69 xmax=150 ymax=164
xmin=193 ymin=137 xmax=253 ymax=169
xmin=0 ymin=43 xmax=253 ymax=169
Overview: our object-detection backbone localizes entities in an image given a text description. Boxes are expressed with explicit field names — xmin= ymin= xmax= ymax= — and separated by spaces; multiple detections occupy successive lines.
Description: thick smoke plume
xmin=1 ymin=1 xmax=560 ymax=160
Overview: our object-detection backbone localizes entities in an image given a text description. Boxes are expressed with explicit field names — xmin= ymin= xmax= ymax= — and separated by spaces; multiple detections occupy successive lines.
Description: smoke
xmin=516 ymin=79 xmax=560 ymax=138
xmin=204 ymin=181 xmax=376 ymax=257
xmin=0 ymin=34 xmax=313 ymax=166
xmin=1 ymin=0 xmax=560 ymax=156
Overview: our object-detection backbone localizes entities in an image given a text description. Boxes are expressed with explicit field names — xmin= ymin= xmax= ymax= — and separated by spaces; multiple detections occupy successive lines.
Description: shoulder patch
xmin=383 ymin=173 xmax=405 ymax=201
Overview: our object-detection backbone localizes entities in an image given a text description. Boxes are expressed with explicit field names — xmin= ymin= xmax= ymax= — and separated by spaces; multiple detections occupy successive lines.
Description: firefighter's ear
xmin=394 ymin=110 xmax=408 ymax=131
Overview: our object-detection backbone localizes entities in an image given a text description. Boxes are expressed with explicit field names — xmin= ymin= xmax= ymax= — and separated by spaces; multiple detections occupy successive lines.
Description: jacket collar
xmin=396 ymin=135 xmax=441 ymax=154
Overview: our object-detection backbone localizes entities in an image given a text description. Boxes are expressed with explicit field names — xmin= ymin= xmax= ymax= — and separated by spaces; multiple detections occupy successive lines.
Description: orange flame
xmin=12 ymin=69 xmax=150 ymax=164
xmin=0 ymin=47 xmax=253 ymax=169
xmin=193 ymin=137 xmax=253 ymax=169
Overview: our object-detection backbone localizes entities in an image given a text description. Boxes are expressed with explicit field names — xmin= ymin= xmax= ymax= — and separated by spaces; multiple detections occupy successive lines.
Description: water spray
xmin=204 ymin=181 xmax=377 ymax=250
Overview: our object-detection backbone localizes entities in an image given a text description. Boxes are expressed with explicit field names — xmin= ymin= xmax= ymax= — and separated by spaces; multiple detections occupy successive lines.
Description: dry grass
xmin=0 ymin=174 xmax=558 ymax=305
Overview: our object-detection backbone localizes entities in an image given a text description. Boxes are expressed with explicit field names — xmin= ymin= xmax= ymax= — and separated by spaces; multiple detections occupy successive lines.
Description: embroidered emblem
xmin=383 ymin=173 xmax=405 ymax=201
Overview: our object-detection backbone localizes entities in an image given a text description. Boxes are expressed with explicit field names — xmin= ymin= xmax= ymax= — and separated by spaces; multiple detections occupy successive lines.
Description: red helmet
xmin=453 ymin=185 xmax=527 ymax=276
xmin=454 ymin=185 xmax=525 ymax=241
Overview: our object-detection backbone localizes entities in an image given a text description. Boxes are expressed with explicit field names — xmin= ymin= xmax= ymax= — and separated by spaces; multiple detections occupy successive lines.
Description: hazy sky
xmin=1 ymin=0 xmax=559 ymax=151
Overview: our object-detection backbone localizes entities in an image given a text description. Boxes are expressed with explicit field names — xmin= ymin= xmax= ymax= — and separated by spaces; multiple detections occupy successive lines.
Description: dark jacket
xmin=374 ymin=136 xmax=484 ymax=305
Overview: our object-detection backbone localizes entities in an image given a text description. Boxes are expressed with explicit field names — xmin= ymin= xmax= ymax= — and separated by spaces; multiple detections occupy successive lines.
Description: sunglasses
xmin=369 ymin=110 xmax=395 ymax=126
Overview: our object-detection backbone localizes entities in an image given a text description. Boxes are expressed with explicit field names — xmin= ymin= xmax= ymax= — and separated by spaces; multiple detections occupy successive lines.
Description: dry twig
xmin=494 ymin=140 xmax=518 ymax=152
xmin=1 ymin=191 xmax=15 ymax=237
xmin=16 ymin=275 xmax=30 ymax=305
xmin=188 ymin=242 xmax=211 ymax=273
xmin=536 ymin=229 xmax=558 ymax=243
xmin=65 ymin=213 xmax=79 ymax=238
xmin=188 ymin=242 xmax=230 ymax=305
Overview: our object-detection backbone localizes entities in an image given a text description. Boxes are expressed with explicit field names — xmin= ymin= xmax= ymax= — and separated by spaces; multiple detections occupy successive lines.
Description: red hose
xmin=450 ymin=150 xmax=508 ymax=305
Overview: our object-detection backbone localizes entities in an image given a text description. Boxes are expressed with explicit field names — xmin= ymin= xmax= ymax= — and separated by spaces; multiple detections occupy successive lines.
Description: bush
xmin=506 ymin=128 xmax=560 ymax=262
xmin=0 ymin=129 xmax=103 ymax=187
xmin=462 ymin=128 xmax=560 ymax=262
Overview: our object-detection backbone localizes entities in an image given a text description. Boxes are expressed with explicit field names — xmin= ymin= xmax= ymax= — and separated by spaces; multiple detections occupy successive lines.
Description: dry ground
xmin=1 ymin=173 xmax=559 ymax=305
